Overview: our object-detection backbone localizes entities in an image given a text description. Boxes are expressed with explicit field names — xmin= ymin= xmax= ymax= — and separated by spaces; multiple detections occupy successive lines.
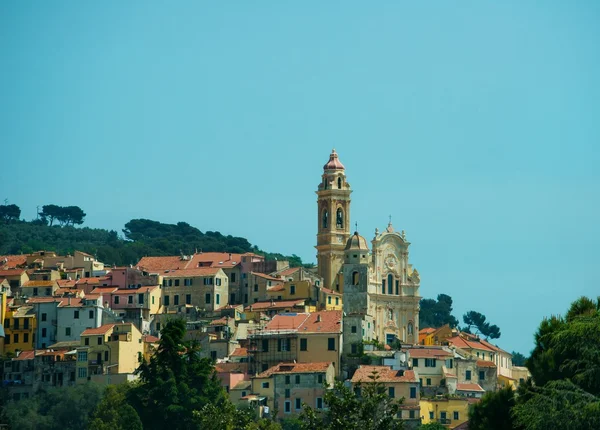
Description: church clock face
xmin=337 ymin=235 xmax=344 ymax=243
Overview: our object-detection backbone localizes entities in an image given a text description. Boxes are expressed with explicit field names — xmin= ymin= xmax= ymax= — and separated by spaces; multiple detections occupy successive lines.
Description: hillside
xmin=0 ymin=218 xmax=304 ymax=267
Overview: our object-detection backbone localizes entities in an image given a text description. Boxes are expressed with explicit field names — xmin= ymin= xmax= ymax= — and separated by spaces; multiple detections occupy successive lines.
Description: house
xmin=20 ymin=280 xmax=58 ymax=298
xmin=418 ymin=325 xmax=453 ymax=346
xmin=265 ymin=280 xmax=318 ymax=304
xmin=160 ymin=268 xmax=229 ymax=312
xmin=351 ymin=365 xmax=421 ymax=428
xmin=455 ymin=383 xmax=485 ymax=398
xmin=25 ymin=250 xmax=105 ymax=277
xmin=0 ymin=269 xmax=29 ymax=292
xmin=244 ymin=299 xmax=310 ymax=319
xmin=2 ymin=302 xmax=36 ymax=354
xmin=109 ymin=285 xmax=162 ymax=333
xmin=2 ymin=350 xmax=36 ymax=400
xmin=247 ymin=272 xmax=283 ymax=305
xmin=248 ymin=311 xmax=343 ymax=376
xmin=420 ymin=397 xmax=472 ymax=428
xmin=248 ymin=362 xmax=335 ymax=419
xmin=76 ymin=323 xmax=143 ymax=384
xmin=407 ymin=346 xmax=454 ymax=393
xmin=320 ymin=287 xmax=342 ymax=311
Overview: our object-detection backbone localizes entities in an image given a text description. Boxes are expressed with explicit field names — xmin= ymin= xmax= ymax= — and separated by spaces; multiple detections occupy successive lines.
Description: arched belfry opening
xmin=322 ymin=209 xmax=329 ymax=229
xmin=336 ymin=208 xmax=344 ymax=228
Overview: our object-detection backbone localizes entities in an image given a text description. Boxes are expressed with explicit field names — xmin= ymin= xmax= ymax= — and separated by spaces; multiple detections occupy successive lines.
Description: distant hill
xmin=0 ymin=218 xmax=304 ymax=267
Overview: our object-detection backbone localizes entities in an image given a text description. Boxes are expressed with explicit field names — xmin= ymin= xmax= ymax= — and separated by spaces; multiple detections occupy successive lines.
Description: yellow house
xmin=247 ymin=272 xmax=283 ymax=305
xmin=420 ymin=397 xmax=471 ymax=428
xmin=2 ymin=302 xmax=36 ymax=354
xmin=320 ymin=287 xmax=342 ymax=310
xmin=76 ymin=323 xmax=143 ymax=383
xmin=265 ymin=280 xmax=317 ymax=302
xmin=351 ymin=365 xmax=421 ymax=426
xmin=419 ymin=325 xmax=453 ymax=346
xmin=0 ymin=269 xmax=29 ymax=290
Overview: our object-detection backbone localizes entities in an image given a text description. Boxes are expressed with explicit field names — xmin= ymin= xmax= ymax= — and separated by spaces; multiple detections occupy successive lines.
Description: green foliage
xmin=3 ymin=383 xmax=103 ymax=430
xmin=128 ymin=318 xmax=229 ymax=430
xmin=419 ymin=294 xmax=459 ymax=328
xmin=462 ymin=310 xmax=501 ymax=339
xmin=38 ymin=204 xmax=86 ymax=227
xmin=0 ymin=204 xmax=21 ymax=223
xmin=300 ymin=377 xmax=403 ymax=430
xmin=88 ymin=384 xmax=142 ymax=430
xmin=468 ymin=386 xmax=518 ymax=430
xmin=512 ymin=379 xmax=600 ymax=430
xmin=511 ymin=351 xmax=526 ymax=367
xmin=0 ymin=217 xmax=304 ymax=267
xmin=527 ymin=296 xmax=600 ymax=396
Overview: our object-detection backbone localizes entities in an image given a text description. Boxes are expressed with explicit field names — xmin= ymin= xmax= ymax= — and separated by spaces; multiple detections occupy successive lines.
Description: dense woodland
xmin=0 ymin=204 xmax=304 ymax=267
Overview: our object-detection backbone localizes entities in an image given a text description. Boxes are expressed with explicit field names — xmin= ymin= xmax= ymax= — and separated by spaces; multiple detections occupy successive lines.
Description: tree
xmin=39 ymin=204 xmax=62 ymax=226
xmin=63 ymin=206 xmax=86 ymax=226
xmin=0 ymin=204 xmax=20 ymax=222
xmin=462 ymin=310 xmax=501 ymax=339
xmin=419 ymin=294 xmax=459 ymax=328
xmin=89 ymin=384 xmax=142 ymax=430
xmin=468 ymin=386 xmax=518 ymax=430
xmin=128 ymin=318 xmax=229 ymax=430
xmin=511 ymin=351 xmax=526 ymax=367
xmin=300 ymin=375 xmax=403 ymax=430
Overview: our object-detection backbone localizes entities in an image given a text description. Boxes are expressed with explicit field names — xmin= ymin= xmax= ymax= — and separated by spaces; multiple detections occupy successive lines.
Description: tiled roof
xmin=456 ymin=383 xmax=485 ymax=392
xmin=54 ymin=287 xmax=80 ymax=296
xmin=143 ymin=335 xmax=160 ymax=343
xmin=267 ymin=284 xmax=285 ymax=292
xmin=161 ymin=268 xmax=220 ymax=277
xmin=447 ymin=335 xmax=495 ymax=353
xmin=137 ymin=252 xmax=244 ymax=272
xmin=264 ymin=313 xmax=310 ymax=331
xmin=82 ymin=324 xmax=115 ymax=336
xmin=14 ymin=350 xmax=36 ymax=361
xmin=215 ymin=362 xmax=249 ymax=374
xmin=210 ymin=317 xmax=228 ymax=326
xmin=0 ymin=255 xmax=27 ymax=269
xmin=136 ymin=256 xmax=185 ymax=271
xmin=476 ymin=360 xmax=497 ymax=368
xmin=91 ymin=286 xmax=119 ymax=294
xmin=57 ymin=298 xmax=83 ymax=308
xmin=320 ymin=287 xmax=341 ymax=296
xmin=251 ymin=272 xmax=282 ymax=282
xmin=278 ymin=267 xmax=300 ymax=277
xmin=111 ymin=286 xmax=158 ymax=294
xmin=27 ymin=297 xmax=63 ymax=304
xmin=22 ymin=280 xmax=56 ymax=287
xmin=0 ymin=269 xmax=26 ymax=277
xmin=246 ymin=299 xmax=305 ymax=311
xmin=76 ymin=277 xmax=109 ymax=285
xmin=419 ymin=327 xmax=437 ymax=334
xmin=230 ymin=347 xmax=248 ymax=357
xmin=407 ymin=347 xmax=452 ymax=358
xmin=256 ymin=362 xmax=332 ymax=378
xmin=57 ymin=279 xmax=77 ymax=287
xmin=298 ymin=311 xmax=342 ymax=334
xmin=351 ymin=366 xmax=418 ymax=383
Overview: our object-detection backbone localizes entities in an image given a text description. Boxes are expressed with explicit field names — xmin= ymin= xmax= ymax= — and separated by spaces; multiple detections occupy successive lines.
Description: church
xmin=315 ymin=149 xmax=421 ymax=356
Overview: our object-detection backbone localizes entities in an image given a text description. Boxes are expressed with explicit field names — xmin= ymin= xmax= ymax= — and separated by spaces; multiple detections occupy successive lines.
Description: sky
xmin=1 ymin=1 xmax=599 ymax=356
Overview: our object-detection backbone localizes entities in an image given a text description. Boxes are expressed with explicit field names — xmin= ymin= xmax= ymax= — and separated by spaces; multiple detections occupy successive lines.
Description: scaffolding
xmin=247 ymin=323 xmax=298 ymax=375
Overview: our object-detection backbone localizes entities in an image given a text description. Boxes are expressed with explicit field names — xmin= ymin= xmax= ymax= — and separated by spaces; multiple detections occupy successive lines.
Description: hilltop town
xmin=0 ymin=150 xmax=534 ymax=429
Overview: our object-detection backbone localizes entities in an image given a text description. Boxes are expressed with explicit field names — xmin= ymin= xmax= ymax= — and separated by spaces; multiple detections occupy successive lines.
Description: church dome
xmin=345 ymin=231 xmax=369 ymax=251
xmin=323 ymin=149 xmax=345 ymax=170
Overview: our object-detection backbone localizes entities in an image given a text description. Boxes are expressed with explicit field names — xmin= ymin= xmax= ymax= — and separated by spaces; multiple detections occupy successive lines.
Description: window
xmin=395 ymin=280 xmax=399 ymax=295
xmin=300 ymin=338 xmax=307 ymax=351
xmin=408 ymin=322 xmax=413 ymax=335
xmin=295 ymin=374 xmax=300 ymax=384
xmin=425 ymin=358 xmax=436 ymax=367
xmin=78 ymin=367 xmax=87 ymax=378
xmin=295 ymin=398 xmax=302 ymax=410
xmin=204 ymin=278 xmax=214 ymax=285
xmin=440 ymin=411 xmax=447 ymax=421
xmin=74 ymin=310 xmax=79 ymax=319
xmin=24 ymin=333 xmax=29 ymax=343
xmin=410 ymin=387 xmax=416 ymax=398
xmin=322 ymin=209 xmax=328 ymax=229
xmin=412 ymin=358 xmax=419 ymax=367
xmin=210 ymin=351 xmax=217 ymax=360
xmin=479 ymin=370 xmax=485 ymax=381
xmin=426 ymin=378 xmax=431 ymax=386
xmin=152 ymin=295 xmax=155 ymax=305
xmin=253 ymin=284 xmax=258 ymax=292
xmin=128 ymin=295 xmax=133 ymax=304
xmin=262 ymin=382 xmax=269 ymax=389
xmin=216 ymin=278 xmax=222 ymax=286
xmin=387 ymin=274 xmax=393 ymax=294
xmin=262 ymin=339 xmax=269 ymax=352
xmin=46 ymin=288 xmax=51 ymax=295
xmin=328 ymin=338 xmax=335 ymax=351
xmin=42 ymin=312 xmax=47 ymax=322
xmin=205 ymin=293 xmax=211 ymax=304
xmin=328 ymin=296 xmax=331 ymax=305
xmin=174 ymin=279 xmax=180 ymax=287
xmin=33 ymin=287 xmax=38 ymax=296
xmin=138 ymin=294 xmax=144 ymax=304
xmin=336 ymin=208 xmax=344 ymax=228
xmin=98 ymin=336 xmax=103 ymax=345
xmin=13 ymin=319 xmax=19 ymax=329
xmin=318 ymin=374 xmax=323 ymax=384
xmin=168 ymin=279 xmax=173 ymax=287
xmin=231 ymin=273 xmax=236 ymax=283
xmin=466 ymin=370 xmax=472 ymax=381
xmin=104 ymin=351 xmax=109 ymax=361
xmin=114 ymin=296 xmax=120 ymax=304
xmin=317 ymin=397 xmax=323 ymax=409
xmin=216 ymin=294 xmax=220 ymax=305
xmin=352 ymin=271 xmax=359 ymax=285
xmin=454 ymin=411 xmax=459 ymax=420
xmin=78 ymin=351 xmax=88 ymax=361
xmin=85 ymin=337 xmax=89 ymax=345
xmin=23 ymin=318 xmax=29 ymax=329
xmin=65 ymin=327 xmax=71 ymax=336
xmin=13 ymin=334 xmax=18 ymax=343
xmin=3 ymin=319 xmax=7 ymax=329
xmin=186 ymin=294 xmax=192 ymax=305
xmin=381 ymin=280 xmax=386 ymax=294
xmin=174 ymin=295 xmax=179 ymax=305
xmin=285 ymin=375 xmax=291 ymax=384
xmin=278 ymin=338 xmax=290 ymax=352
xmin=429 ymin=411 xmax=434 ymax=419
xmin=337 ymin=177 xmax=342 ymax=189
xmin=388 ymin=387 xmax=395 ymax=398
xmin=335 ymin=297 xmax=339 ymax=305
xmin=284 ymin=400 xmax=291 ymax=413
xmin=164 ymin=295 xmax=170 ymax=306
xmin=42 ymin=328 xmax=47 ymax=337
xmin=290 ymin=285 xmax=296 ymax=295
xmin=351 ymin=325 xmax=357 ymax=334
xmin=285 ymin=388 xmax=290 ymax=398
xmin=351 ymin=344 xmax=357 ymax=354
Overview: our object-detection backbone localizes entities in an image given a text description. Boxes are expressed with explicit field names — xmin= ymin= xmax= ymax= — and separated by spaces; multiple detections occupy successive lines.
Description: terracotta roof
xmin=251 ymin=272 xmax=282 ymax=282
xmin=447 ymin=336 xmax=495 ymax=353
xmin=136 ymin=256 xmax=185 ymax=271
xmin=57 ymin=298 xmax=83 ymax=308
xmin=81 ymin=324 xmax=115 ymax=336
xmin=210 ymin=317 xmax=228 ymax=326
xmin=91 ymin=286 xmax=119 ymax=294
xmin=321 ymin=287 xmax=341 ymax=296
xmin=112 ymin=286 xmax=158 ymax=294
xmin=137 ymin=252 xmax=244 ymax=272
xmin=256 ymin=362 xmax=332 ymax=378
xmin=279 ymin=267 xmax=300 ymax=277
xmin=54 ymin=287 xmax=81 ymax=296
xmin=263 ymin=313 xmax=310 ymax=331
xmin=351 ymin=366 xmax=418 ymax=383
xmin=161 ymin=268 xmax=220 ymax=277
xmin=323 ymin=149 xmax=345 ymax=170
xmin=215 ymin=362 xmax=249 ymax=374
xmin=0 ymin=269 xmax=26 ymax=277
xmin=478 ymin=338 xmax=510 ymax=355
xmin=407 ymin=347 xmax=453 ymax=358
xmin=57 ymin=279 xmax=77 ymax=287
xmin=419 ymin=327 xmax=437 ymax=334
xmin=266 ymin=284 xmax=285 ymax=292
xmin=27 ymin=297 xmax=63 ymax=304
xmin=476 ymin=360 xmax=497 ymax=368
xmin=298 ymin=311 xmax=342 ymax=333
xmin=14 ymin=350 xmax=36 ymax=361
xmin=143 ymin=335 xmax=160 ymax=343
xmin=246 ymin=299 xmax=306 ymax=311
xmin=456 ymin=383 xmax=485 ymax=392
xmin=76 ymin=277 xmax=110 ymax=285
xmin=22 ymin=280 xmax=56 ymax=287
xmin=230 ymin=347 xmax=248 ymax=357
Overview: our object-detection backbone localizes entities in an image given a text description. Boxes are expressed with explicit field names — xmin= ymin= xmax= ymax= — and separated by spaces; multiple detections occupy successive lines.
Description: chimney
xmin=316 ymin=314 xmax=322 ymax=323
xmin=229 ymin=253 xmax=232 ymax=261
xmin=68 ymin=297 xmax=71 ymax=306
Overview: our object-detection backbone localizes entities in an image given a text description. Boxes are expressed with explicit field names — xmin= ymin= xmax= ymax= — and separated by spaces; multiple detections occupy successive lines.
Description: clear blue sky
xmin=2 ymin=1 xmax=599 ymax=356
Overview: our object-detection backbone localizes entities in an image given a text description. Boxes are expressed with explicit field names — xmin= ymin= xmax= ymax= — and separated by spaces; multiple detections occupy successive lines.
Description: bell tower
xmin=316 ymin=149 xmax=351 ymax=291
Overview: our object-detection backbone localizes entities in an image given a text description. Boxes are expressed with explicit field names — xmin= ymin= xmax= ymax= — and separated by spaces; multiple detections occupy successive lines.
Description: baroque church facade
xmin=316 ymin=150 xmax=421 ymax=357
